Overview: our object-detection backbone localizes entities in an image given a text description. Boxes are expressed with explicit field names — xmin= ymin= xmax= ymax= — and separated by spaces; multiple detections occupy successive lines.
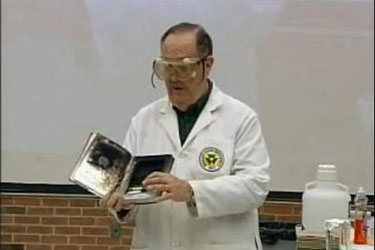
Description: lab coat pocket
xmin=131 ymin=208 xmax=149 ymax=249
xmin=207 ymin=213 xmax=255 ymax=246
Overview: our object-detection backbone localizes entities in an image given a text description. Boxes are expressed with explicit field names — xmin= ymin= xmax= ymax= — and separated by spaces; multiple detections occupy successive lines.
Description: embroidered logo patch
xmin=199 ymin=147 xmax=224 ymax=172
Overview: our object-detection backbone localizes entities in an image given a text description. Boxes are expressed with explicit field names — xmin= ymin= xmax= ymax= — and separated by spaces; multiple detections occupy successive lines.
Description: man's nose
xmin=169 ymin=74 xmax=179 ymax=82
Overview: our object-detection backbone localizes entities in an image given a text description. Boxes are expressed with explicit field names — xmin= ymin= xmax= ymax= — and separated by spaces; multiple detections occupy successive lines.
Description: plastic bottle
xmin=350 ymin=210 xmax=355 ymax=242
xmin=366 ymin=213 xmax=374 ymax=246
xmin=302 ymin=164 xmax=351 ymax=231
xmin=354 ymin=187 xmax=368 ymax=244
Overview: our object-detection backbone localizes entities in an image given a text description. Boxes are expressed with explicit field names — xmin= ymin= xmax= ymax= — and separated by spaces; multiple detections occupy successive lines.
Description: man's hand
xmin=142 ymin=172 xmax=193 ymax=202
xmin=99 ymin=191 xmax=134 ymax=211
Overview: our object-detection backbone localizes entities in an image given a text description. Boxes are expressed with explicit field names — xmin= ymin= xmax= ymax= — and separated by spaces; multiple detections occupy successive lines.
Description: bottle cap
xmin=357 ymin=187 xmax=366 ymax=194
xmin=317 ymin=164 xmax=337 ymax=181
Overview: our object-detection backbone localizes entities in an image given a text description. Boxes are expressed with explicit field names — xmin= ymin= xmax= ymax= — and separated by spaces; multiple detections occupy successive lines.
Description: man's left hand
xmin=142 ymin=172 xmax=193 ymax=202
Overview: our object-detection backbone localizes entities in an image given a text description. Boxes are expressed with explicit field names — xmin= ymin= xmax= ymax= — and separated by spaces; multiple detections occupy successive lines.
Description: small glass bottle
xmin=355 ymin=211 xmax=367 ymax=244
xmin=349 ymin=210 xmax=355 ymax=242
xmin=366 ymin=211 xmax=374 ymax=245
xmin=354 ymin=187 xmax=368 ymax=244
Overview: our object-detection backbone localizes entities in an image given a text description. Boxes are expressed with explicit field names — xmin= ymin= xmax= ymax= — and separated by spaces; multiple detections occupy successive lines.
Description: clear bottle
xmin=365 ymin=211 xmax=373 ymax=245
xmin=350 ymin=210 xmax=355 ymax=243
xmin=354 ymin=187 xmax=368 ymax=244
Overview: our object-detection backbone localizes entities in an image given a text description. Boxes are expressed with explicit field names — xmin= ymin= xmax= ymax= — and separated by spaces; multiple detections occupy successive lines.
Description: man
xmin=102 ymin=22 xmax=271 ymax=250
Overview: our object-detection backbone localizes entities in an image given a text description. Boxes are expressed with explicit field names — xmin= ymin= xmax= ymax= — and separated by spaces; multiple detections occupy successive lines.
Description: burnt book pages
xmin=69 ymin=132 xmax=131 ymax=197
xmin=69 ymin=132 xmax=174 ymax=204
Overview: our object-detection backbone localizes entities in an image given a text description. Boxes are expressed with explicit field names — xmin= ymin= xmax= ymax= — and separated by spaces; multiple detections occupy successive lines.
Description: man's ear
xmin=205 ymin=56 xmax=214 ymax=74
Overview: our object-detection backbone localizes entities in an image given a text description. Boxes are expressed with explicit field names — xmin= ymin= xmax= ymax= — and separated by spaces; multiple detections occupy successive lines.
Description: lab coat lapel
xmin=158 ymin=100 xmax=181 ymax=151
xmin=182 ymin=85 xmax=223 ymax=150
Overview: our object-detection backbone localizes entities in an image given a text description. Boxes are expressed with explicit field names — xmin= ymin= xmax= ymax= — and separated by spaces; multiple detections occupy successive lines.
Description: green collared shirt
xmin=173 ymin=81 xmax=213 ymax=146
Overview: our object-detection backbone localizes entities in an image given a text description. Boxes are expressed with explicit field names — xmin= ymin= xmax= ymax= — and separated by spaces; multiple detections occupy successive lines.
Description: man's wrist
xmin=187 ymin=184 xmax=194 ymax=202
xmin=186 ymin=183 xmax=198 ymax=216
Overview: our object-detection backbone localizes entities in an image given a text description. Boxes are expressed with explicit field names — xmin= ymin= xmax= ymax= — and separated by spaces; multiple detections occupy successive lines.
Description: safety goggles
xmin=152 ymin=56 xmax=206 ymax=82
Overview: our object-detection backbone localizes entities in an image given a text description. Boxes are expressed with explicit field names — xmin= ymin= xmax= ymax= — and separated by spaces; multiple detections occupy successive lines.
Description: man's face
xmin=161 ymin=31 xmax=213 ymax=111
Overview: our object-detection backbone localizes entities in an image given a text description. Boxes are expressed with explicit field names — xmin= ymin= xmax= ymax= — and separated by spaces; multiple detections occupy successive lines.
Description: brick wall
xmin=259 ymin=201 xmax=302 ymax=224
xmin=1 ymin=195 xmax=134 ymax=250
xmin=0 ymin=194 xmax=301 ymax=250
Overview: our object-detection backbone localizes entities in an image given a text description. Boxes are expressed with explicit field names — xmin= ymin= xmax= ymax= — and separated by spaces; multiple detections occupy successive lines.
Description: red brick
xmin=69 ymin=217 xmax=95 ymax=225
xmin=54 ymin=246 xmax=79 ymax=250
xmin=15 ymin=216 xmax=40 ymax=224
xmin=14 ymin=198 xmax=41 ymax=206
xmin=41 ymin=235 xmax=67 ymax=244
xmin=96 ymin=217 xmax=114 ymax=226
xmin=55 ymin=208 xmax=81 ymax=216
xmin=2 ymin=206 xmax=26 ymax=214
xmin=111 ymin=247 xmax=131 ymax=250
xmin=82 ymin=208 xmax=109 ymax=216
xmin=81 ymin=246 xmax=108 ymax=250
xmin=0 ymin=197 xmax=14 ymax=205
xmin=55 ymin=226 xmax=81 ymax=235
xmin=1 ymin=244 xmax=25 ymax=250
xmin=1 ymin=215 xmax=14 ymax=223
xmin=277 ymin=215 xmax=302 ymax=223
xmin=27 ymin=226 xmax=53 ymax=234
xmin=42 ymin=198 xmax=69 ymax=207
xmin=82 ymin=227 xmax=109 ymax=236
xmin=120 ymin=227 xmax=134 ymax=237
xmin=121 ymin=237 xmax=132 ymax=245
xmin=70 ymin=199 xmax=97 ymax=207
xmin=69 ymin=236 xmax=97 ymax=244
xmin=13 ymin=234 xmax=40 ymax=243
xmin=259 ymin=214 xmax=277 ymax=222
xmin=41 ymin=216 xmax=68 ymax=225
xmin=27 ymin=207 xmax=53 ymax=215
xmin=1 ymin=233 xmax=12 ymax=242
xmin=26 ymin=245 xmax=52 ymax=250
xmin=1 ymin=225 xmax=26 ymax=233
xmin=292 ymin=206 xmax=302 ymax=215
xmin=97 ymin=237 xmax=122 ymax=245
xmin=260 ymin=204 xmax=292 ymax=215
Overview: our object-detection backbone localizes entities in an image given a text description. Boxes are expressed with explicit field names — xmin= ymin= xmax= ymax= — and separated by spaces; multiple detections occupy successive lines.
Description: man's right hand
xmin=99 ymin=192 xmax=134 ymax=211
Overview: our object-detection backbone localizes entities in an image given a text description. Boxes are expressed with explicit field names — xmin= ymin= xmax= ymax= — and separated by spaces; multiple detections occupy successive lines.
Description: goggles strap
xmin=202 ymin=60 xmax=206 ymax=82
xmin=151 ymin=72 xmax=156 ymax=88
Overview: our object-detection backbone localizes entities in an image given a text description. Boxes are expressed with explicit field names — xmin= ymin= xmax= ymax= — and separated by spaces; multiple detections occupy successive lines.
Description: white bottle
xmin=302 ymin=164 xmax=351 ymax=231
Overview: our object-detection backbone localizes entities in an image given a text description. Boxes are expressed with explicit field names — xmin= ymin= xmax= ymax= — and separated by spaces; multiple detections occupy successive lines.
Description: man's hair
xmin=160 ymin=22 xmax=213 ymax=57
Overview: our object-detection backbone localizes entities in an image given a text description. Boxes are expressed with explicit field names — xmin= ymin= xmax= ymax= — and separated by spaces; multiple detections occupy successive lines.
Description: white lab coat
xmin=123 ymin=83 xmax=271 ymax=250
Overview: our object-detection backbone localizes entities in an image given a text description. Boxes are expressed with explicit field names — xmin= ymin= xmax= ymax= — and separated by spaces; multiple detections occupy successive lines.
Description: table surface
xmin=262 ymin=240 xmax=373 ymax=250
xmin=350 ymin=244 xmax=374 ymax=250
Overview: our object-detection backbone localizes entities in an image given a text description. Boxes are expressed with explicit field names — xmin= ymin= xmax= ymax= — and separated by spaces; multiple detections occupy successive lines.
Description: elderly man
xmin=102 ymin=22 xmax=271 ymax=250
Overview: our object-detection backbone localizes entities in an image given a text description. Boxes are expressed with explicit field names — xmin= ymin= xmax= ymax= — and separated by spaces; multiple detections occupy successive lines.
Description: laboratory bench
xmin=262 ymin=240 xmax=373 ymax=250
